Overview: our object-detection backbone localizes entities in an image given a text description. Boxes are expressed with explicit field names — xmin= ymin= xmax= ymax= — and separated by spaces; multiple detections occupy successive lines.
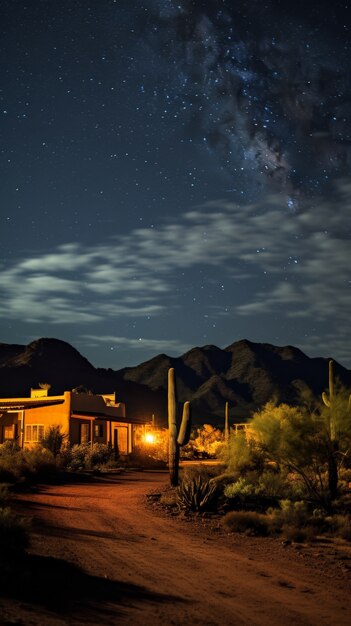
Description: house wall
xmin=22 ymin=392 xmax=71 ymax=447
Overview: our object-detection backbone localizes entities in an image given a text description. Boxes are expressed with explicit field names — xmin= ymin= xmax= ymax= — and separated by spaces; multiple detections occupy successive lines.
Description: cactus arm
xmin=322 ymin=391 xmax=331 ymax=407
xmin=177 ymin=401 xmax=191 ymax=446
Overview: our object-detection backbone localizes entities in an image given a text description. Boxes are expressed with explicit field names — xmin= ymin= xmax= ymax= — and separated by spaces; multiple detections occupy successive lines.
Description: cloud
xmin=81 ymin=334 xmax=191 ymax=354
xmin=0 ymin=179 xmax=350 ymax=367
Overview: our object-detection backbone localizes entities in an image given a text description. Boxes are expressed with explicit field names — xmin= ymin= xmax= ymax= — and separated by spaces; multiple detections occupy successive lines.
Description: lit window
xmin=25 ymin=424 xmax=45 ymax=442
xmin=80 ymin=423 xmax=90 ymax=443
xmin=4 ymin=425 xmax=14 ymax=440
xmin=94 ymin=424 xmax=103 ymax=438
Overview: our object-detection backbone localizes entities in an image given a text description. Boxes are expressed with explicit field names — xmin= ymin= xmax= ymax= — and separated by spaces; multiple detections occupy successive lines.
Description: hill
xmin=0 ymin=338 xmax=350 ymax=425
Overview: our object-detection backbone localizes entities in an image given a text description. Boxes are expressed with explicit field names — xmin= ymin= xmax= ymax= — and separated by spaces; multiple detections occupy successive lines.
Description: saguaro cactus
xmin=322 ymin=359 xmax=336 ymax=440
xmin=224 ymin=401 xmax=229 ymax=441
xmin=168 ymin=367 xmax=191 ymax=487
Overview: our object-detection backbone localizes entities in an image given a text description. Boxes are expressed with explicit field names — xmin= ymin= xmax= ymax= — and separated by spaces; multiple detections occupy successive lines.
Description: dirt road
xmin=1 ymin=471 xmax=350 ymax=626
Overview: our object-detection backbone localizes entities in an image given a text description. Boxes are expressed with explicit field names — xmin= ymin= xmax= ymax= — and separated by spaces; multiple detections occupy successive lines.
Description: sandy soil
xmin=1 ymin=470 xmax=350 ymax=626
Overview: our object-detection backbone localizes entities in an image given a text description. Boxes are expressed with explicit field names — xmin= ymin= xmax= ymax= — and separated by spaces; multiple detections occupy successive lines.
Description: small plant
xmin=177 ymin=475 xmax=219 ymax=512
xmin=222 ymin=510 xmax=270 ymax=536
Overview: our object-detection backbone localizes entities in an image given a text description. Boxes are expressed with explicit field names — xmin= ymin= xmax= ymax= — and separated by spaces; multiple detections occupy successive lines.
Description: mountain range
xmin=0 ymin=337 xmax=350 ymax=426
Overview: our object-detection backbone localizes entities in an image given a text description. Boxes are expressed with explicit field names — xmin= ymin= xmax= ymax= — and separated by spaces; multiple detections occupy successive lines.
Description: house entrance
xmin=113 ymin=426 xmax=128 ymax=455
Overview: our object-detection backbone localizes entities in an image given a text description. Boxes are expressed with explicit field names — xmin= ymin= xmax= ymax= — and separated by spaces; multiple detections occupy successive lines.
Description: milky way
xmin=146 ymin=0 xmax=351 ymax=205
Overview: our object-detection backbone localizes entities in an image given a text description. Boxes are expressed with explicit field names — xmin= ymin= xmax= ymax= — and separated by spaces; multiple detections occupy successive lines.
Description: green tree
xmin=249 ymin=396 xmax=351 ymax=508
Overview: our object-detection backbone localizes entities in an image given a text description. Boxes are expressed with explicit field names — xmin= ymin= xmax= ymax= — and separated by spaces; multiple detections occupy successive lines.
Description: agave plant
xmin=177 ymin=475 xmax=219 ymax=512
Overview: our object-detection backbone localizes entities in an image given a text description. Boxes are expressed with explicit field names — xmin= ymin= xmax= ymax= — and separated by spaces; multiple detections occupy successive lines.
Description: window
xmin=3 ymin=425 xmax=14 ymax=440
xmin=94 ymin=424 xmax=103 ymax=438
xmin=80 ymin=423 xmax=90 ymax=444
xmin=25 ymin=425 xmax=45 ymax=442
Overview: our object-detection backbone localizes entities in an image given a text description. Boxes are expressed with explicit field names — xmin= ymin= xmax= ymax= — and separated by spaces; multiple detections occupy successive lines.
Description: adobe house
xmin=0 ymin=388 xmax=148 ymax=455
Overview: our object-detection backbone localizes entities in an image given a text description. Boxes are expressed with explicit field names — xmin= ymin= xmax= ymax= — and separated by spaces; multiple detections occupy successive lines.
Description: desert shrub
xmin=255 ymin=470 xmax=291 ymax=498
xmin=268 ymin=499 xmax=310 ymax=528
xmin=281 ymin=524 xmax=317 ymax=543
xmin=177 ymin=475 xmax=219 ymax=512
xmin=222 ymin=510 xmax=270 ymax=536
xmin=0 ymin=453 xmax=24 ymax=483
xmin=223 ymin=470 xmax=290 ymax=511
xmin=0 ymin=507 xmax=29 ymax=553
xmin=21 ymin=447 xmax=56 ymax=480
xmin=0 ymin=444 xmax=56 ymax=483
xmin=89 ymin=443 xmax=114 ymax=467
xmin=66 ymin=443 xmax=91 ymax=470
xmin=0 ymin=440 xmax=20 ymax=454
xmin=224 ymin=477 xmax=255 ymax=499
xmin=41 ymin=425 xmax=65 ymax=457
xmin=328 ymin=514 xmax=351 ymax=541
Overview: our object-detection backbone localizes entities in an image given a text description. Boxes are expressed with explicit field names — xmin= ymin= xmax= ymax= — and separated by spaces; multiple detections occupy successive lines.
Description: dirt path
xmin=1 ymin=471 xmax=350 ymax=626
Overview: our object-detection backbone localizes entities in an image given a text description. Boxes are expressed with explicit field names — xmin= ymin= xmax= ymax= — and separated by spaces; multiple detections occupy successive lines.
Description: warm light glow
xmin=144 ymin=432 xmax=156 ymax=444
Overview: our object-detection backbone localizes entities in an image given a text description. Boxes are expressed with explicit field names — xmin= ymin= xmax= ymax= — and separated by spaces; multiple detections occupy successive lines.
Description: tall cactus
xmin=321 ymin=359 xmax=351 ymax=501
xmin=322 ymin=359 xmax=336 ymax=440
xmin=168 ymin=367 xmax=191 ymax=487
xmin=224 ymin=401 xmax=229 ymax=441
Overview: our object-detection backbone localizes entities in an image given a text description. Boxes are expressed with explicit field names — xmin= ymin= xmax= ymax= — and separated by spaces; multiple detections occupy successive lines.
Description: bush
xmin=60 ymin=443 xmax=115 ymax=471
xmin=0 ymin=507 xmax=29 ymax=554
xmin=281 ymin=524 xmax=317 ymax=543
xmin=0 ymin=444 xmax=56 ymax=484
xmin=22 ymin=447 xmax=56 ymax=479
xmin=328 ymin=514 xmax=351 ymax=541
xmin=222 ymin=510 xmax=271 ymax=536
xmin=224 ymin=477 xmax=255 ymax=499
xmin=269 ymin=499 xmax=310 ymax=527
xmin=41 ymin=425 xmax=65 ymax=457
xmin=89 ymin=443 xmax=114 ymax=467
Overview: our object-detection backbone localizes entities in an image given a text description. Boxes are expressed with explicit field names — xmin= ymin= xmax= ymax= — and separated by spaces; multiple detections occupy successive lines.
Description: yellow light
xmin=144 ymin=432 xmax=155 ymax=444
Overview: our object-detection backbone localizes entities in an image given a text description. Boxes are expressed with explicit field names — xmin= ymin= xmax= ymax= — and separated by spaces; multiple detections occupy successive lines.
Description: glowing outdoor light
xmin=144 ymin=432 xmax=156 ymax=444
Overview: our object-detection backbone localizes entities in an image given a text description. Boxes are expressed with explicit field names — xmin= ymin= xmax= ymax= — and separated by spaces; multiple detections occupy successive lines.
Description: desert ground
xmin=1 ymin=470 xmax=350 ymax=626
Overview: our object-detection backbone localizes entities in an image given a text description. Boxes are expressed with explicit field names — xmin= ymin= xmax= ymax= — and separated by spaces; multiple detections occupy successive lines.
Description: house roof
xmin=0 ymin=398 xmax=64 ymax=411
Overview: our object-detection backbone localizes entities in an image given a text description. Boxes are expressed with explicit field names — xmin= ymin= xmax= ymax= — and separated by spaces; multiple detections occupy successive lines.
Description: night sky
xmin=1 ymin=1 xmax=350 ymax=369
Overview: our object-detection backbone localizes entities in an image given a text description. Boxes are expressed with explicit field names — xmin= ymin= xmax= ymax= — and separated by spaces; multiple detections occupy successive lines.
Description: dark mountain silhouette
xmin=0 ymin=338 xmax=164 ymax=423
xmin=0 ymin=338 xmax=350 ymax=426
